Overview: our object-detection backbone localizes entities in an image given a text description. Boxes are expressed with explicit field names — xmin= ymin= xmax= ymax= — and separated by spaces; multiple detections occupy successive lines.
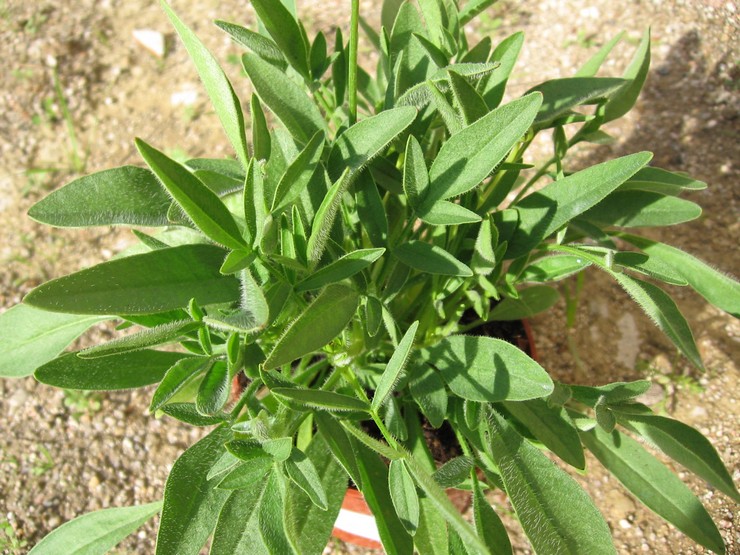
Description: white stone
xmin=133 ymin=29 xmax=166 ymax=58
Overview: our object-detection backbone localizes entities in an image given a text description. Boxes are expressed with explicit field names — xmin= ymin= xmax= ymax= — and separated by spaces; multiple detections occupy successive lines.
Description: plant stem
xmin=348 ymin=0 xmax=360 ymax=125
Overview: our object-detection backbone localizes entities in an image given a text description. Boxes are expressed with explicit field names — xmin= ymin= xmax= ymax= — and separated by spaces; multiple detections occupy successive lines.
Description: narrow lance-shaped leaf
xmin=487 ymin=286 xmax=560 ymax=321
xmin=28 ymin=502 xmax=162 ymax=555
xmin=448 ymin=69 xmax=489 ymax=124
xmin=284 ymin=448 xmax=328 ymax=510
xmin=258 ymin=472 xmax=297 ymax=554
xmin=136 ymin=139 xmax=247 ymax=250
xmin=315 ymin=412 xmax=363 ymax=488
xmin=579 ymin=422 xmax=725 ymax=554
xmin=525 ymin=77 xmax=625 ymax=127
xmin=306 ymin=169 xmax=351 ymax=266
xmin=507 ymin=151 xmax=652 ymax=259
xmin=250 ymin=0 xmax=309 ymax=78
xmin=155 ymin=426 xmax=232 ymax=555
xmin=394 ymin=241 xmax=473 ymax=277
xmin=242 ymin=53 xmax=325 ymax=144
xmin=409 ymin=363 xmax=448 ymax=428
xmin=0 ymin=305 xmax=105 ymax=378
xmin=28 ymin=166 xmax=171 ymax=228
xmin=210 ymin=477 xmax=271 ymax=555
xmin=204 ymin=269 xmax=269 ymax=334
xmin=35 ymin=351 xmax=191 ymax=391
xmin=372 ymin=321 xmax=419 ymax=410
xmin=580 ymin=191 xmax=701 ymax=228
xmin=327 ymin=107 xmax=418 ymax=180
xmin=481 ymin=32 xmax=524 ymax=109
xmin=610 ymin=272 xmax=703 ymax=370
xmin=215 ymin=20 xmax=286 ymax=69
xmin=422 ymin=93 xmax=542 ymax=208
xmin=271 ymin=131 xmax=325 ymax=213
xmin=24 ymin=244 xmax=240 ymax=315
xmin=483 ymin=409 xmax=616 ymax=554
xmin=403 ymin=135 xmax=430 ymax=210
xmin=272 ymin=388 xmax=369 ymax=412
xmin=472 ymin=476 xmax=512 ymax=555
xmin=575 ymin=32 xmax=625 ymax=77
xmin=250 ymin=95 xmax=271 ymax=161
xmin=604 ymin=28 xmax=651 ymax=122
xmin=150 ymin=357 xmax=213 ymax=412
xmin=161 ymin=1 xmax=248 ymax=166
xmin=79 ymin=320 xmax=200 ymax=358
xmin=196 ymin=361 xmax=230 ymax=415
xmin=620 ymin=233 xmax=740 ymax=318
xmin=296 ymin=248 xmax=386 ymax=292
xmin=389 ymin=459 xmax=420 ymax=535
xmin=616 ymin=410 xmax=740 ymax=503
xmin=264 ymin=283 xmax=359 ymax=369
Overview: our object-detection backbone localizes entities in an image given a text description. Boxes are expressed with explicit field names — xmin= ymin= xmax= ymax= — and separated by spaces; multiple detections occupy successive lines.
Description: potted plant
xmin=3 ymin=0 xmax=738 ymax=553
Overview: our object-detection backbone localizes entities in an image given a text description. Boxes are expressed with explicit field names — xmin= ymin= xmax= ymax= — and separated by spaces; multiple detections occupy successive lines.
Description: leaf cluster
xmin=5 ymin=1 xmax=738 ymax=554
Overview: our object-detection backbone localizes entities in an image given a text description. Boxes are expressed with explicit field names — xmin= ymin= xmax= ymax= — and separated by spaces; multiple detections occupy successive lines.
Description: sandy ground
xmin=0 ymin=1 xmax=737 ymax=553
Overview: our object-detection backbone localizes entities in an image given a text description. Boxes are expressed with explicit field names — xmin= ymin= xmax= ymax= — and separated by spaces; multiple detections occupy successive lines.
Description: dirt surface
xmin=0 ymin=0 xmax=738 ymax=553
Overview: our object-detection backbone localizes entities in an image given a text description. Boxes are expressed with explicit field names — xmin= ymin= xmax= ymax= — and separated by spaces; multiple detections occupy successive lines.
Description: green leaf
xmin=424 ymin=335 xmax=553 ymax=402
xmin=570 ymin=380 xmax=652 ymax=406
xmin=79 ymin=320 xmax=200 ymax=358
xmin=394 ymin=241 xmax=472 ymax=277
xmin=620 ymin=167 xmax=707 ymax=195
xmin=352 ymin=443 xmax=414 ymax=555
xmin=215 ymin=20 xmax=286 ymax=69
xmin=219 ymin=249 xmax=255 ymax=275
xmin=417 ymin=200 xmax=481 ymax=226
xmin=160 ymin=403 xmax=227 ymax=426
xmin=28 ymin=502 xmax=162 ymax=555
xmin=448 ymin=69 xmax=489 ymax=124
xmin=242 ymin=53 xmax=325 ymax=144
xmin=504 ymin=398 xmax=585 ymax=469
xmin=315 ymin=412 xmax=363 ymax=488
xmin=258 ymin=471 xmax=297 ymax=554
xmin=372 ymin=321 xmax=418 ymax=411
xmin=617 ymin=411 xmax=740 ymax=503
xmin=250 ymin=95 xmax=272 ymax=161
xmin=611 ymin=272 xmax=703 ymax=370
xmin=204 ymin=270 xmax=269 ymax=334
xmin=432 ymin=456 xmax=474 ymax=488
xmin=161 ymin=1 xmax=248 ymax=166
xmin=156 ymin=427 xmax=232 ymax=555
xmin=507 ymin=152 xmax=652 ymax=259
xmin=264 ymin=283 xmax=359 ymax=369
xmin=458 ymin=0 xmax=499 ymax=25
xmin=284 ymin=448 xmax=328 ymax=510
xmin=488 ymin=286 xmax=560 ymax=320
xmin=210 ymin=477 xmax=270 ymax=555
xmin=403 ymin=135 xmax=430 ymax=210
xmin=404 ymin=457 xmax=489 ymax=555
xmin=472 ymin=477 xmax=512 ymax=555
xmin=296 ymin=248 xmax=385 ymax=292
xmin=481 ymin=32 xmax=524 ymax=109
xmin=249 ymin=0 xmax=309 ymax=78
xmin=484 ymin=409 xmax=616 ymax=554
xmin=0 ymin=305 xmax=104 ymax=378
xmin=575 ymin=32 xmax=625 ymax=77
xmin=409 ymin=363 xmax=448 ymax=428
xmin=612 ymin=251 xmax=688 ymax=285
xmin=521 ymin=254 xmax=591 ymax=283
xmin=526 ymin=77 xmax=626 ymax=127
xmin=604 ymin=28 xmax=651 ymax=122
xmin=135 ymin=138 xmax=247 ymax=250
xmin=24 ymin=244 xmax=240 ymax=315
xmin=272 ymin=388 xmax=369 ymax=412
xmin=225 ymin=439 xmax=266 ymax=462
xmin=271 ymin=132 xmax=325 ymax=214
xmin=28 ymin=166 xmax=171 ymax=228
xmin=35 ymin=350 xmax=189 ymax=390
xmin=620 ymin=234 xmax=740 ymax=317
xmin=580 ymin=424 xmax=725 ymax=554
xmin=150 ymin=357 xmax=212 ymax=412
xmin=328 ymin=107 xmax=417 ymax=180
xmin=423 ymin=93 xmax=541 ymax=206
xmin=217 ymin=458 xmax=273 ymax=490
xmin=353 ymin=174 xmax=387 ymax=250
xmin=581 ymin=191 xmax=701 ymax=227
xmin=283 ymin=434 xmax=346 ymax=554
xmin=196 ymin=361 xmax=230 ymax=415
xmin=306 ymin=169 xmax=351 ymax=266
xmin=389 ymin=460 xmax=420 ymax=535
xmin=243 ymin=159 xmax=267 ymax=246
